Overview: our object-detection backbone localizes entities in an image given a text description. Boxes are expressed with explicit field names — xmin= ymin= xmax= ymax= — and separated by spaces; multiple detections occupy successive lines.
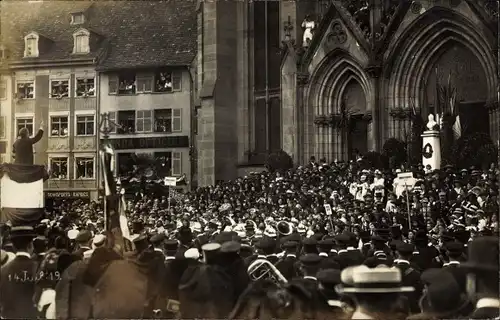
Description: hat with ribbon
xmin=335 ymin=265 xmax=414 ymax=294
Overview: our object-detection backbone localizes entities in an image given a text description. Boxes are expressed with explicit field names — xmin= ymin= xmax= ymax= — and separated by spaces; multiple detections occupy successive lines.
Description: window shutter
xmin=172 ymin=152 xmax=182 ymax=175
xmin=0 ymin=116 xmax=5 ymax=138
xmin=172 ymin=108 xmax=182 ymax=132
xmin=136 ymin=111 xmax=143 ymax=132
xmin=108 ymin=112 xmax=117 ymax=132
xmin=144 ymin=110 xmax=152 ymax=132
xmin=108 ymin=77 xmax=118 ymax=94
xmin=172 ymin=71 xmax=182 ymax=91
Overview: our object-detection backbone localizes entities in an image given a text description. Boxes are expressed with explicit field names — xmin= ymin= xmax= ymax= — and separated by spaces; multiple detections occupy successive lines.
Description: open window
xmin=117 ymin=111 xmax=135 ymax=134
xmin=75 ymin=157 xmax=95 ymax=179
xmin=154 ymin=152 xmax=172 ymax=176
xmin=16 ymin=81 xmax=34 ymax=99
xmin=49 ymin=157 xmax=68 ymax=179
xmin=118 ymin=73 xmax=136 ymax=94
xmin=154 ymin=108 xmax=182 ymax=133
xmin=50 ymin=80 xmax=69 ymax=99
xmin=154 ymin=69 xmax=181 ymax=92
xmin=76 ymin=78 xmax=95 ymax=97
xmin=50 ymin=116 xmax=69 ymax=137
xmin=154 ymin=109 xmax=172 ymax=132
xmin=24 ymin=32 xmax=39 ymax=58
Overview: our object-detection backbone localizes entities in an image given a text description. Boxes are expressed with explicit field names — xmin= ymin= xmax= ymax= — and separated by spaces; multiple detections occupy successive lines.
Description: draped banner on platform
xmin=0 ymin=163 xmax=47 ymax=225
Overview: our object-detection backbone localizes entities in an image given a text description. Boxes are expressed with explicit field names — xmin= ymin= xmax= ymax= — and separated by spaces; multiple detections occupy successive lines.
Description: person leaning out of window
xmin=12 ymin=121 xmax=45 ymax=165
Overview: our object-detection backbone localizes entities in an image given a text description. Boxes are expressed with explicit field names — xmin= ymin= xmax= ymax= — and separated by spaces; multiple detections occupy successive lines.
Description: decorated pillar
xmin=421 ymin=116 xmax=441 ymax=170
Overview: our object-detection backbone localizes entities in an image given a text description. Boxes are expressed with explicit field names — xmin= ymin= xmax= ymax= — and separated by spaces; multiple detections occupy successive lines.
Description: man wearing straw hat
xmin=335 ymin=265 xmax=414 ymax=319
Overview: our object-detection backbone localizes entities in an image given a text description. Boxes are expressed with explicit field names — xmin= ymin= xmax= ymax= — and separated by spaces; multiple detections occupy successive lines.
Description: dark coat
xmin=55 ymin=260 xmax=94 ymax=319
xmin=163 ymin=257 xmax=187 ymax=301
xmin=276 ymin=254 xmax=299 ymax=280
xmin=318 ymin=254 xmax=340 ymax=270
xmin=411 ymin=245 xmax=439 ymax=272
xmin=394 ymin=261 xmax=423 ymax=314
xmin=13 ymin=129 xmax=44 ymax=165
xmin=91 ymin=259 xmax=152 ymax=319
xmin=0 ymin=254 xmax=39 ymax=319
xmin=337 ymin=249 xmax=364 ymax=269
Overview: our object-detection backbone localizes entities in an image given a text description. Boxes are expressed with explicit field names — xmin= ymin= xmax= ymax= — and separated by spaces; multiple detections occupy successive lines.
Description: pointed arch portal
xmin=306 ymin=50 xmax=373 ymax=162
xmin=385 ymin=7 xmax=498 ymax=143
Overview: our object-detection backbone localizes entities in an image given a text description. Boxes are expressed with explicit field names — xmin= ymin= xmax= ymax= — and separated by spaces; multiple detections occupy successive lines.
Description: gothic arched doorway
xmin=423 ymin=43 xmax=489 ymax=136
xmin=342 ymin=79 xmax=368 ymax=160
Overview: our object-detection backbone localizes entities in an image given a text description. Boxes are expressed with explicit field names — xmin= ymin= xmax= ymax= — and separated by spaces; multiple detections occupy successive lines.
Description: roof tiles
xmin=1 ymin=1 xmax=197 ymax=69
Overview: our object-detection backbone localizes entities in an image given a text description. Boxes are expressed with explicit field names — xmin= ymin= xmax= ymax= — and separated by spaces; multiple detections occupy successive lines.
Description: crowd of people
xmin=0 ymin=156 xmax=499 ymax=319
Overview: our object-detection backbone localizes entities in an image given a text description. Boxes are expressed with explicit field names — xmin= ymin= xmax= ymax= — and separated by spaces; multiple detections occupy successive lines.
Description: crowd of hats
xmin=12 ymin=160 xmax=497 ymax=249
xmin=0 ymin=158 xmax=499 ymax=319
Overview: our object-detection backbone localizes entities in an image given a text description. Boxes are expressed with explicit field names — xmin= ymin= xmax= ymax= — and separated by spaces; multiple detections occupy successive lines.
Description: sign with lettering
xmin=324 ymin=204 xmax=333 ymax=216
xmin=164 ymin=177 xmax=178 ymax=186
xmin=104 ymin=136 xmax=189 ymax=150
xmin=45 ymin=191 xmax=90 ymax=199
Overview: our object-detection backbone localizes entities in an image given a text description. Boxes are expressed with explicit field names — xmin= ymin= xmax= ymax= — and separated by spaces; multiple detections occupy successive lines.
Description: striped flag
xmin=0 ymin=164 xmax=46 ymax=225
xmin=99 ymin=142 xmax=125 ymax=253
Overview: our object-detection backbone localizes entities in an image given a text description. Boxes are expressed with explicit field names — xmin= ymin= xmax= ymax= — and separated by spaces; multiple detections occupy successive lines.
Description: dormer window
xmin=73 ymin=29 xmax=90 ymax=54
xmin=24 ymin=32 xmax=39 ymax=58
xmin=71 ymin=12 xmax=85 ymax=25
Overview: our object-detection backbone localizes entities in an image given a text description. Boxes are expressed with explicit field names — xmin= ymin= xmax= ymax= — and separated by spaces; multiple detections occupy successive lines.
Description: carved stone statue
xmin=301 ymin=15 xmax=315 ymax=48
xmin=426 ymin=114 xmax=439 ymax=131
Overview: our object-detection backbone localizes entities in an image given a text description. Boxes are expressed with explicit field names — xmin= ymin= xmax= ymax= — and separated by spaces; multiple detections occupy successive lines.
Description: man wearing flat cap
xmin=149 ymin=233 xmax=166 ymax=258
xmin=318 ymin=239 xmax=340 ymax=270
xmin=219 ymin=241 xmax=249 ymax=303
xmin=73 ymin=230 xmax=92 ymax=260
xmin=290 ymin=253 xmax=331 ymax=315
xmin=461 ymin=237 xmax=500 ymax=319
xmin=276 ymin=240 xmax=299 ymax=280
xmin=0 ymin=226 xmax=38 ymax=319
xmin=443 ymin=241 xmax=464 ymax=268
xmin=316 ymin=269 xmax=350 ymax=318
xmin=394 ymin=242 xmax=422 ymax=314
xmin=246 ymin=236 xmax=276 ymax=266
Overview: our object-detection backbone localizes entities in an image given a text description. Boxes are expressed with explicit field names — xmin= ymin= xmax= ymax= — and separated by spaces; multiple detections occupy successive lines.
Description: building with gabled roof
xmin=1 ymin=0 xmax=197 ymax=200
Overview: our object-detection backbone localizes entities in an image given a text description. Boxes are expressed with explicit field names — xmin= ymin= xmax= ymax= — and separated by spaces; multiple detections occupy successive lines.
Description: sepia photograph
xmin=0 ymin=0 xmax=498 ymax=319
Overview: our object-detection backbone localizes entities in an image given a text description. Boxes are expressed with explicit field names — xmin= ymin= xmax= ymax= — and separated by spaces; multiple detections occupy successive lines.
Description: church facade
xmin=195 ymin=0 xmax=498 ymax=186
xmin=281 ymin=0 xmax=499 ymax=165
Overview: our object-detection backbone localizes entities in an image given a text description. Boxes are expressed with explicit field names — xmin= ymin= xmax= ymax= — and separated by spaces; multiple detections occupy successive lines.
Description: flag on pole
xmin=99 ymin=142 xmax=125 ymax=253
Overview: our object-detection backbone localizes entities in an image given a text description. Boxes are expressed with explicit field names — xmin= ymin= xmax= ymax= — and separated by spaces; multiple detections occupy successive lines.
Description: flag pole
xmin=168 ymin=186 xmax=171 ymax=212
xmin=99 ymin=112 xmax=112 ymax=231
